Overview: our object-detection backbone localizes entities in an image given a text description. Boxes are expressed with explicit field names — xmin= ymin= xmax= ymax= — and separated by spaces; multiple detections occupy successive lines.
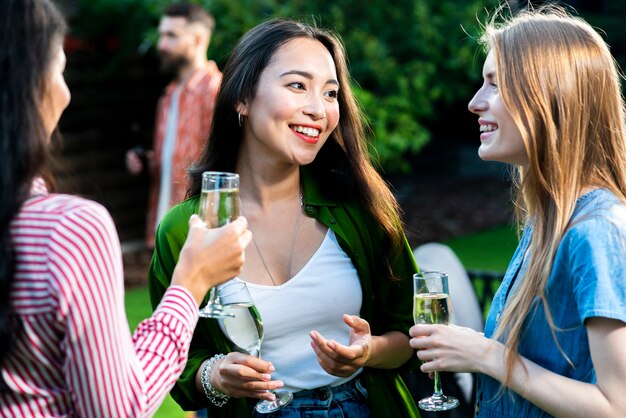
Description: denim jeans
xmin=249 ymin=378 xmax=370 ymax=418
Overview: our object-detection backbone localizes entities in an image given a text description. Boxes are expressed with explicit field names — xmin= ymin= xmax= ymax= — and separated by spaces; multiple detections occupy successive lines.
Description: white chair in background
xmin=412 ymin=242 xmax=484 ymax=404
xmin=412 ymin=242 xmax=484 ymax=332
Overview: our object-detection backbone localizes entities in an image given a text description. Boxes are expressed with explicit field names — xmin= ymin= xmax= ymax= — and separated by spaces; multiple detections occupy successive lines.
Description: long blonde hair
xmin=483 ymin=6 xmax=626 ymax=385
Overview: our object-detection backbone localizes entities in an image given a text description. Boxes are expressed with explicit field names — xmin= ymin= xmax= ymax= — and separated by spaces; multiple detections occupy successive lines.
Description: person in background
xmin=149 ymin=18 xmax=420 ymax=418
xmin=410 ymin=6 xmax=626 ymax=417
xmin=126 ymin=2 xmax=222 ymax=248
xmin=0 ymin=0 xmax=251 ymax=416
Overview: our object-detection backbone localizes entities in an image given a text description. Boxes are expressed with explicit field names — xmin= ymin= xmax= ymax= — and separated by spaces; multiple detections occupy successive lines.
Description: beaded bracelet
xmin=200 ymin=354 xmax=230 ymax=407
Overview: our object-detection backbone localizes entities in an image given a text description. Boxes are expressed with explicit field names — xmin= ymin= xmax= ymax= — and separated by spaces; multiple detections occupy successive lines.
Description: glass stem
xmin=253 ymin=350 xmax=276 ymax=397
xmin=433 ymin=371 xmax=443 ymax=397
xmin=207 ymin=287 xmax=218 ymax=305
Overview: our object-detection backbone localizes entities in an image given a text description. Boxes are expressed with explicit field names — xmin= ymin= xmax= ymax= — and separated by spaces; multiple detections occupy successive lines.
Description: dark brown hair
xmin=164 ymin=2 xmax=215 ymax=34
xmin=188 ymin=18 xmax=404 ymax=280
xmin=0 ymin=0 xmax=66 ymax=363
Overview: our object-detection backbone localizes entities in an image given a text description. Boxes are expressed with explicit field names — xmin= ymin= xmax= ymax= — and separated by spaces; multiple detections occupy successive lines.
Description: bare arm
xmin=410 ymin=317 xmax=626 ymax=418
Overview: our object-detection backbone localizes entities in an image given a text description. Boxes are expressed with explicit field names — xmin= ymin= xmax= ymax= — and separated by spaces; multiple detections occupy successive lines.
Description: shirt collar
xmin=29 ymin=177 xmax=49 ymax=196
xmin=301 ymin=166 xmax=337 ymax=208
xmin=165 ymin=61 xmax=219 ymax=95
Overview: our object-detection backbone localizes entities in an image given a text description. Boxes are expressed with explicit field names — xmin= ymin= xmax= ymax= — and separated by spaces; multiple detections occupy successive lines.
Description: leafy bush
xmin=68 ymin=0 xmax=497 ymax=172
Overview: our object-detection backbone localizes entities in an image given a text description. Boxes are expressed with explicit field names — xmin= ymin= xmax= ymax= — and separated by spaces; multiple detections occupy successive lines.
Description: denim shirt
xmin=476 ymin=189 xmax=626 ymax=418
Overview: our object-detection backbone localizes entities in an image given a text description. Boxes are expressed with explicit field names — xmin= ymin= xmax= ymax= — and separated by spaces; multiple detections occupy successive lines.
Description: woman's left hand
xmin=309 ymin=315 xmax=372 ymax=377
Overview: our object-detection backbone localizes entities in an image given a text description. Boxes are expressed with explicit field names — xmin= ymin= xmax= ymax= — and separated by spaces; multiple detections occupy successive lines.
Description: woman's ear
xmin=235 ymin=101 xmax=249 ymax=117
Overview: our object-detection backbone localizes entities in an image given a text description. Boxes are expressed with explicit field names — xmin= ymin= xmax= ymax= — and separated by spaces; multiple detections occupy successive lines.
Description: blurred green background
xmin=52 ymin=0 xmax=626 ymax=245
xmin=62 ymin=0 xmax=499 ymax=172
xmin=61 ymin=0 xmax=626 ymax=173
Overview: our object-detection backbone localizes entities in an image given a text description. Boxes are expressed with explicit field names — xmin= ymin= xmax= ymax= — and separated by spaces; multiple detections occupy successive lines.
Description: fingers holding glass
xmin=217 ymin=281 xmax=293 ymax=413
xmin=213 ymin=352 xmax=284 ymax=400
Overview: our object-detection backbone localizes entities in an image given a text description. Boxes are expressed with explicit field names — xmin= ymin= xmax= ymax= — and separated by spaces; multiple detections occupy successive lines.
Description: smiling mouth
xmin=291 ymin=125 xmax=320 ymax=139
xmin=480 ymin=124 xmax=498 ymax=133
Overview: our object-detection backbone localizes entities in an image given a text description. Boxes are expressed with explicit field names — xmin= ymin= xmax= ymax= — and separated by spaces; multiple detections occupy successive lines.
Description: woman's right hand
xmin=171 ymin=215 xmax=252 ymax=305
xmin=409 ymin=323 xmax=497 ymax=375
xmin=125 ymin=148 xmax=144 ymax=175
xmin=212 ymin=352 xmax=285 ymax=401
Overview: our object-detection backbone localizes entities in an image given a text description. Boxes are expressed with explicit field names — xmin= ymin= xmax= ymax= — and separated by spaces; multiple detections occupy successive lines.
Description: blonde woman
xmin=409 ymin=7 xmax=626 ymax=418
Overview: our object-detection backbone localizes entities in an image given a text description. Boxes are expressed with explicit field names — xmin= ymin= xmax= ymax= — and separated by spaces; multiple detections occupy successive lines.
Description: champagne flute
xmin=217 ymin=281 xmax=293 ymax=413
xmin=413 ymin=271 xmax=459 ymax=412
xmin=197 ymin=171 xmax=240 ymax=318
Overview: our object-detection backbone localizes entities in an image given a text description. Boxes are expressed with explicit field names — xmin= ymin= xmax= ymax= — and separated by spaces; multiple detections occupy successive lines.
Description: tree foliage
xmin=68 ymin=0 xmax=497 ymax=172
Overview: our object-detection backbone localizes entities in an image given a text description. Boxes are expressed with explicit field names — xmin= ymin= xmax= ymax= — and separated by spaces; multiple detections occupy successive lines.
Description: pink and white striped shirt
xmin=0 ymin=182 xmax=200 ymax=417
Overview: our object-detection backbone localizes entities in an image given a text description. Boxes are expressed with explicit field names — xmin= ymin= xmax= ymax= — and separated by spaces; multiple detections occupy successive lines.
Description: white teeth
xmin=480 ymin=124 xmax=497 ymax=132
xmin=292 ymin=125 xmax=320 ymax=137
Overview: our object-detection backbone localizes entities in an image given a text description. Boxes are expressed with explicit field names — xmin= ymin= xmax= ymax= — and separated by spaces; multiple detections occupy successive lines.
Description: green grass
xmin=445 ymin=224 xmax=519 ymax=317
xmin=124 ymin=223 xmax=519 ymax=417
xmin=124 ymin=287 xmax=154 ymax=330
xmin=125 ymin=287 xmax=190 ymax=418
xmin=445 ymin=224 xmax=518 ymax=271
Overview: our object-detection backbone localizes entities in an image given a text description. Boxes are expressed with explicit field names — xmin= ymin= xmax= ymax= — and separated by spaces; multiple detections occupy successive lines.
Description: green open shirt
xmin=148 ymin=168 xmax=421 ymax=417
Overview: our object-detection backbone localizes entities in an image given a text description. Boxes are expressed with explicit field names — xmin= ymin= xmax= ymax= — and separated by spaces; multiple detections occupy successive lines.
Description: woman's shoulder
xmin=569 ymin=189 xmax=626 ymax=233
xmin=561 ymin=190 xmax=626 ymax=257
xmin=21 ymin=193 xmax=113 ymax=228
xmin=156 ymin=196 xmax=199 ymax=241
xmin=574 ymin=188 xmax=626 ymax=218
xmin=164 ymin=196 xmax=198 ymax=220
xmin=15 ymin=194 xmax=121 ymax=275
xmin=329 ymin=197 xmax=381 ymax=234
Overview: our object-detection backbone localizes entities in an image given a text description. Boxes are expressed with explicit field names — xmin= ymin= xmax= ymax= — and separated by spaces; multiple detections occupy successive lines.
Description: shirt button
xmin=305 ymin=205 xmax=314 ymax=214
xmin=320 ymin=392 xmax=329 ymax=400
xmin=329 ymin=218 xmax=336 ymax=224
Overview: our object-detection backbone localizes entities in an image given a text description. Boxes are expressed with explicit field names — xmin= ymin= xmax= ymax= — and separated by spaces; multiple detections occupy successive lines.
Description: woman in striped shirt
xmin=0 ymin=0 xmax=252 ymax=416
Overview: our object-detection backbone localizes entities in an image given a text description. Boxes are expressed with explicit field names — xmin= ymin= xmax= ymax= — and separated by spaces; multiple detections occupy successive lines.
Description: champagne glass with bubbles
xmin=197 ymin=171 xmax=240 ymax=318
xmin=413 ymin=271 xmax=459 ymax=412
xmin=217 ymin=281 xmax=293 ymax=413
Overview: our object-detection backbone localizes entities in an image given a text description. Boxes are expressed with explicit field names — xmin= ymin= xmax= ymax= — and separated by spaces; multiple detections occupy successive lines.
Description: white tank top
xmin=237 ymin=229 xmax=363 ymax=392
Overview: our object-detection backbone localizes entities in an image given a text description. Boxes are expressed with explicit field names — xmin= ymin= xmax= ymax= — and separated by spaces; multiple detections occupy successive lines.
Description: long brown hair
xmin=482 ymin=6 xmax=626 ymax=385
xmin=188 ymin=18 xmax=404 ymax=279
xmin=0 ymin=0 xmax=66 ymax=364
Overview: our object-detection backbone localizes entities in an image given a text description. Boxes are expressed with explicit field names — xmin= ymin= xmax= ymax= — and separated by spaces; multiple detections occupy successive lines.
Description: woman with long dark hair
xmin=149 ymin=18 xmax=420 ymax=418
xmin=0 ymin=0 xmax=251 ymax=416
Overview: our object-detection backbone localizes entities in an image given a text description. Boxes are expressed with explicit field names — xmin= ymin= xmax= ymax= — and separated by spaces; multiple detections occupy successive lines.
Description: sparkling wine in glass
xmin=197 ymin=171 xmax=240 ymax=318
xmin=413 ymin=271 xmax=459 ymax=412
xmin=217 ymin=281 xmax=293 ymax=413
